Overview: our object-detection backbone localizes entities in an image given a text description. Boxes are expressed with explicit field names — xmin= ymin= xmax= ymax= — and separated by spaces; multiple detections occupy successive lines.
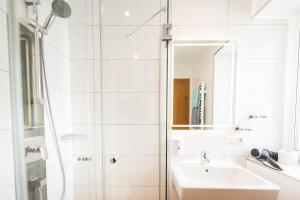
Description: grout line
xmin=172 ymin=23 xmax=288 ymax=27
xmin=0 ymin=184 xmax=15 ymax=192
xmin=0 ymin=68 xmax=9 ymax=73
xmin=0 ymin=128 xmax=12 ymax=132
xmin=43 ymin=39 xmax=70 ymax=60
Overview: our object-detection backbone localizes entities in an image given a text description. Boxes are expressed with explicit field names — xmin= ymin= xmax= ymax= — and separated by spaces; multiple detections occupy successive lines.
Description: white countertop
xmin=247 ymin=158 xmax=300 ymax=182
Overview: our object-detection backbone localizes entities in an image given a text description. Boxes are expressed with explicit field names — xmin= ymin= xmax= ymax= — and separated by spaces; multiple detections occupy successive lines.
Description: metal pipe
xmin=32 ymin=1 xmax=43 ymax=101
xmin=126 ymin=6 xmax=166 ymax=38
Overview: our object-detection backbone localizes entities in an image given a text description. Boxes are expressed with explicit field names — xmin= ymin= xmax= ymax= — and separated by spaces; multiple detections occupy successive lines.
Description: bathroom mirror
xmin=170 ymin=41 xmax=236 ymax=129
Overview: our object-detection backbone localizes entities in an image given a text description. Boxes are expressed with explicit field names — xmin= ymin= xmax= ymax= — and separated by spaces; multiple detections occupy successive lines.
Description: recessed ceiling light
xmin=124 ymin=10 xmax=130 ymax=17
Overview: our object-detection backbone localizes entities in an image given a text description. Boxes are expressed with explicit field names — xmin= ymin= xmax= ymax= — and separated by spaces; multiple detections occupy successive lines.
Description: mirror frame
xmin=168 ymin=40 xmax=238 ymax=130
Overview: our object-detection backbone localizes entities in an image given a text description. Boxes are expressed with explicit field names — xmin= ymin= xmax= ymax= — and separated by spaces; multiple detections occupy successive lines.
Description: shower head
xmin=42 ymin=0 xmax=72 ymax=33
xmin=52 ymin=0 xmax=72 ymax=18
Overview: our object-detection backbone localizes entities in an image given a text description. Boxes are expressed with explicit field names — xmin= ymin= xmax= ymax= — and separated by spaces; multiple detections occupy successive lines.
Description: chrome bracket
xmin=161 ymin=23 xmax=172 ymax=42
xmin=24 ymin=0 xmax=40 ymax=6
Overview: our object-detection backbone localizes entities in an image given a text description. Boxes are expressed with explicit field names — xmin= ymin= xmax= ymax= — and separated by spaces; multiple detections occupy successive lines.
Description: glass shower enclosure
xmin=7 ymin=0 xmax=172 ymax=199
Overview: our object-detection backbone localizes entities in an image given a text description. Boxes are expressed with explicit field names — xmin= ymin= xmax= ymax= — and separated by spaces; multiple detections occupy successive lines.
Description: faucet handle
xmin=201 ymin=150 xmax=210 ymax=163
xmin=25 ymin=145 xmax=48 ymax=161
xmin=39 ymin=145 xmax=48 ymax=161
xmin=201 ymin=150 xmax=207 ymax=157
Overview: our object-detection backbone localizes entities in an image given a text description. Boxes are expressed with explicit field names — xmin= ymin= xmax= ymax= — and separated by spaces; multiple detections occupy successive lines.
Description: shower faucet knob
xmin=110 ymin=156 xmax=119 ymax=164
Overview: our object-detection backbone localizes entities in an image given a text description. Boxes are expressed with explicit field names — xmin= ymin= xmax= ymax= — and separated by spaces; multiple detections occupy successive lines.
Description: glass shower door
xmin=101 ymin=0 xmax=170 ymax=199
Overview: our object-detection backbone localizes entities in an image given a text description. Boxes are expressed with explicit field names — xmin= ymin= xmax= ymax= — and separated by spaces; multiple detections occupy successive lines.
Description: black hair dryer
xmin=251 ymin=148 xmax=283 ymax=171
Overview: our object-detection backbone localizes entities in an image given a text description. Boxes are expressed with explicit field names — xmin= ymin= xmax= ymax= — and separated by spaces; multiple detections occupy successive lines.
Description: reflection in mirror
xmin=172 ymin=41 xmax=235 ymax=129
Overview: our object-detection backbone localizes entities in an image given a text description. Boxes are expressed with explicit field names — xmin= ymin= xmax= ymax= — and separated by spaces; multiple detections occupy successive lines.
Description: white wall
xmin=67 ymin=0 xmax=102 ymax=198
xmin=282 ymin=14 xmax=300 ymax=150
xmin=0 ymin=1 xmax=16 ymax=199
xmin=100 ymin=0 xmax=162 ymax=199
xmin=171 ymin=0 xmax=287 ymax=163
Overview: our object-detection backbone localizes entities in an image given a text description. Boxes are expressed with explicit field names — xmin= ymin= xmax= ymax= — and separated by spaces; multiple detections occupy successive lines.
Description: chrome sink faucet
xmin=201 ymin=150 xmax=210 ymax=165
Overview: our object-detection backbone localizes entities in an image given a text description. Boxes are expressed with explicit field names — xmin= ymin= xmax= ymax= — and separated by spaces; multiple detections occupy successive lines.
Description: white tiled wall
xmin=171 ymin=0 xmax=287 ymax=163
xmin=0 ymin=1 xmax=16 ymax=199
xmin=68 ymin=0 xmax=102 ymax=198
xmin=100 ymin=0 xmax=163 ymax=199
xmin=69 ymin=0 xmax=165 ymax=198
xmin=12 ymin=0 xmax=74 ymax=199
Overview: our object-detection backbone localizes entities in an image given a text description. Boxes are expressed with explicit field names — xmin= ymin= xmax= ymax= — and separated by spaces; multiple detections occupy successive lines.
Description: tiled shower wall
xmin=69 ymin=0 xmax=164 ymax=199
xmin=171 ymin=0 xmax=287 ymax=162
xmin=68 ymin=0 xmax=102 ymax=199
xmin=0 ymin=1 xmax=16 ymax=199
xmin=15 ymin=0 xmax=74 ymax=199
xmin=101 ymin=0 xmax=162 ymax=199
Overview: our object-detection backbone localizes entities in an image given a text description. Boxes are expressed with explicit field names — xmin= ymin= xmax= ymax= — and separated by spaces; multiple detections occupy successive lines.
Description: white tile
xmin=214 ymin=57 xmax=232 ymax=81
xmin=95 ymin=125 xmax=103 ymax=156
xmin=237 ymin=59 xmax=285 ymax=93
xmin=92 ymin=0 xmax=101 ymax=26
xmin=68 ymin=0 xmax=93 ymax=26
xmin=74 ymin=160 xmax=91 ymax=186
xmin=213 ymin=81 xmax=232 ymax=101
xmin=0 ymin=0 xmax=7 ymax=13
xmin=103 ymin=26 xmax=160 ymax=59
xmin=69 ymin=26 xmax=93 ymax=59
xmin=0 ymin=185 xmax=15 ymax=200
xmin=225 ymin=125 xmax=282 ymax=157
xmin=0 ymin=131 xmax=14 ymax=190
xmin=235 ymin=92 xmax=283 ymax=125
xmin=44 ymin=19 xmax=70 ymax=57
xmin=46 ymin=165 xmax=64 ymax=200
xmin=74 ymin=186 xmax=90 ymax=200
xmin=172 ymin=0 xmax=229 ymax=25
xmin=103 ymin=0 xmax=161 ymax=25
xmin=0 ymin=11 xmax=9 ymax=71
xmin=44 ymin=43 xmax=71 ymax=91
xmin=0 ymin=71 xmax=11 ymax=129
xmin=213 ymin=102 xmax=231 ymax=124
xmin=45 ymin=126 xmax=73 ymax=166
xmin=229 ymin=0 xmax=287 ymax=25
xmin=103 ymin=60 xmax=159 ymax=92
xmin=229 ymin=25 xmax=287 ymax=58
xmin=104 ymin=187 xmax=159 ymax=200
xmin=172 ymin=25 xmax=229 ymax=41
xmin=90 ymin=186 xmax=103 ymax=200
xmin=103 ymin=125 xmax=159 ymax=155
xmin=159 ymin=93 xmax=167 ymax=125
xmin=104 ymin=156 xmax=159 ymax=186
xmin=70 ymin=59 xmax=94 ymax=93
xmin=94 ymin=60 xmax=102 ymax=93
xmin=71 ymin=93 xmax=95 ymax=125
xmin=94 ymin=93 xmax=102 ymax=124
xmin=102 ymin=93 xmax=159 ymax=125
xmin=47 ymin=87 xmax=72 ymax=126
xmin=72 ymin=125 xmax=96 ymax=155
xmin=171 ymin=132 xmax=225 ymax=157
xmin=93 ymin=26 xmax=101 ymax=59
xmin=91 ymin=155 xmax=103 ymax=186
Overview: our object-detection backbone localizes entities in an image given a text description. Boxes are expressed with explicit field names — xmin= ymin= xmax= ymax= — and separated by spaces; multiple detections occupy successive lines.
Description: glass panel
xmin=101 ymin=0 xmax=169 ymax=199
xmin=294 ymin=31 xmax=300 ymax=150
xmin=5 ymin=0 xmax=28 ymax=199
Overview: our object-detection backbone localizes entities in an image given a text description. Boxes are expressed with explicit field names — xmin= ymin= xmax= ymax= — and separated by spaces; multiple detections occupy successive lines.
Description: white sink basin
xmin=172 ymin=161 xmax=280 ymax=200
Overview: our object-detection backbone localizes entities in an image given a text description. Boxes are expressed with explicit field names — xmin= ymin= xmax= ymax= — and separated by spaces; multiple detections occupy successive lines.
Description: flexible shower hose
xmin=40 ymin=35 xmax=66 ymax=200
